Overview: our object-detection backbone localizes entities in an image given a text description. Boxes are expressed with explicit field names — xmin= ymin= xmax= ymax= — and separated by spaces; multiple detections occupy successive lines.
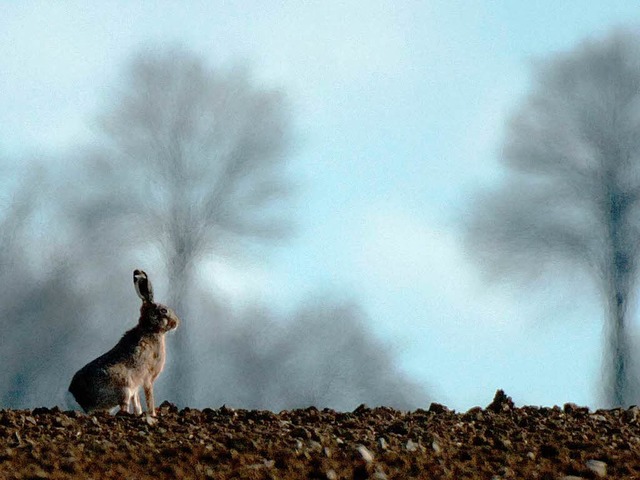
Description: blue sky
xmin=3 ymin=1 xmax=640 ymax=410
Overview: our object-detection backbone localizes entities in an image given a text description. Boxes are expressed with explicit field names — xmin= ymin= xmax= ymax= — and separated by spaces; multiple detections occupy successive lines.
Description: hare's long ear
xmin=133 ymin=269 xmax=154 ymax=303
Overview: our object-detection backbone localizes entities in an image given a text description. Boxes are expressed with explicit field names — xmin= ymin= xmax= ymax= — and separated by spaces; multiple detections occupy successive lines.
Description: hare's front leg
xmin=119 ymin=388 xmax=140 ymax=414
xmin=144 ymin=382 xmax=156 ymax=417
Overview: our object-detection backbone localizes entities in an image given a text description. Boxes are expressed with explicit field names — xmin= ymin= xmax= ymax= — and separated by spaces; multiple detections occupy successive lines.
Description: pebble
xmin=357 ymin=445 xmax=374 ymax=463
xmin=586 ymin=459 xmax=607 ymax=478
xmin=144 ymin=415 xmax=158 ymax=426
xmin=429 ymin=403 xmax=450 ymax=414
xmin=487 ymin=390 xmax=514 ymax=412
xmin=405 ymin=439 xmax=419 ymax=452
xmin=623 ymin=406 xmax=640 ymax=423
xmin=432 ymin=440 xmax=442 ymax=454
xmin=291 ymin=426 xmax=311 ymax=439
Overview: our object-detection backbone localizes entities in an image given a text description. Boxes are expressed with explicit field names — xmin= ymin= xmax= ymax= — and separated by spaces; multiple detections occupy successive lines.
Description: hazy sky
xmin=3 ymin=1 xmax=640 ymax=410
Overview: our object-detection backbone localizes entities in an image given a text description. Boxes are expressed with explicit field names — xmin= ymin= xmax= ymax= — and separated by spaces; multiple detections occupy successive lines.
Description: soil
xmin=1 ymin=390 xmax=639 ymax=479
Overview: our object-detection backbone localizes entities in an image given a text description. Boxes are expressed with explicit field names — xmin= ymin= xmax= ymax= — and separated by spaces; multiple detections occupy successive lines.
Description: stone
xmin=487 ymin=390 xmax=514 ymax=412
xmin=429 ymin=403 xmax=450 ymax=414
xmin=377 ymin=437 xmax=388 ymax=450
xmin=586 ymin=459 xmax=607 ymax=478
xmin=357 ymin=445 xmax=374 ymax=463
xmin=406 ymin=439 xmax=419 ymax=452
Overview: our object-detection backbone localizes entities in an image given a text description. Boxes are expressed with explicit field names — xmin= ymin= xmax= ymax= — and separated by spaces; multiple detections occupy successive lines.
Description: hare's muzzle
xmin=167 ymin=316 xmax=179 ymax=331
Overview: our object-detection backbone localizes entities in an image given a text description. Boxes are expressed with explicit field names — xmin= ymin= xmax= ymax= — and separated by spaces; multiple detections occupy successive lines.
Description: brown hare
xmin=69 ymin=269 xmax=180 ymax=416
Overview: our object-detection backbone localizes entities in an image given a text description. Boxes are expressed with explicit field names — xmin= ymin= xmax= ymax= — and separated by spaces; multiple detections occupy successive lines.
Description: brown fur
xmin=69 ymin=271 xmax=179 ymax=416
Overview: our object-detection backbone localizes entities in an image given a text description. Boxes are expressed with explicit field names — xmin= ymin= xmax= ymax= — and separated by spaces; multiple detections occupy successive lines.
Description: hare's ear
xmin=133 ymin=269 xmax=154 ymax=303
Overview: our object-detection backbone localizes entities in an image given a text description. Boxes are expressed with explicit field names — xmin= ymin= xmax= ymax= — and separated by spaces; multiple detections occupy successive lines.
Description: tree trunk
xmin=602 ymin=187 xmax=635 ymax=407
xmin=605 ymin=289 xmax=632 ymax=407
xmin=164 ymin=257 xmax=194 ymax=408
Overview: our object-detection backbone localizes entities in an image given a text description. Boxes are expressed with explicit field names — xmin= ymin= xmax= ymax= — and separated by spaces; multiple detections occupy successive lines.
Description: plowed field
xmin=1 ymin=391 xmax=639 ymax=479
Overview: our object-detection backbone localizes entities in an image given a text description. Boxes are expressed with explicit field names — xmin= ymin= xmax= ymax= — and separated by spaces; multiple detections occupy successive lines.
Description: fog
xmin=466 ymin=30 xmax=640 ymax=407
xmin=5 ymin=5 xmax=640 ymax=413
xmin=0 ymin=48 xmax=428 ymax=411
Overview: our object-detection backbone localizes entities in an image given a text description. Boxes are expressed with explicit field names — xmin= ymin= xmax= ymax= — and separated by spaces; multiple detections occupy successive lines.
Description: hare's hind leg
xmin=132 ymin=389 xmax=142 ymax=415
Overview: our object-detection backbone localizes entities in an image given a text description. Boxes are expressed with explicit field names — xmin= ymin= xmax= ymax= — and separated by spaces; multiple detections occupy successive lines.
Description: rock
xmin=428 ymin=403 xmax=450 ymax=414
xmin=306 ymin=440 xmax=321 ymax=451
xmin=219 ymin=405 xmax=234 ymax=415
xmin=623 ymin=406 xmax=640 ymax=423
xmin=495 ymin=437 xmax=512 ymax=450
xmin=432 ymin=440 xmax=442 ymax=454
xmin=586 ymin=459 xmax=607 ymax=477
xmin=291 ymin=426 xmax=311 ymax=440
xmin=144 ymin=415 xmax=158 ymax=426
xmin=158 ymin=401 xmax=179 ymax=414
xmin=387 ymin=420 xmax=408 ymax=435
xmin=465 ymin=406 xmax=484 ymax=421
xmin=487 ymin=390 xmax=514 ymax=412
xmin=563 ymin=403 xmax=579 ymax=414
xmin=406 ymin=439 xmax=419 ymax=452
xmin=357 ymin=445 xmax=374 ymax=463
xmin=31 ymin=467 xmax=49 ymax=479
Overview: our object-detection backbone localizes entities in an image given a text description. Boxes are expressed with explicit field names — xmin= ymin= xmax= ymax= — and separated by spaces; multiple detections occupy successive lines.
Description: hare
xmin=69 ymin=269 xmax=180 ymax=416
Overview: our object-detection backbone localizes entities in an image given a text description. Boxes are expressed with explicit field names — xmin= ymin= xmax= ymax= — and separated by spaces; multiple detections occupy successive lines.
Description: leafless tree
xmin=467 ymin=30 xmax=640 ymax=407
xmin=0 ymin=168 xmax=89 ymax=408
xmin=192 ymin=298 xmax=428 ymax=411
xmin=82 ymin=47 xmax=294 ymax=406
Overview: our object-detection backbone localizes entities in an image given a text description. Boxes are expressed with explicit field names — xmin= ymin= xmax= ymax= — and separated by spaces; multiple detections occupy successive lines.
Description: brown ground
xmin=1 ymin=391 xmax=639 ymax=480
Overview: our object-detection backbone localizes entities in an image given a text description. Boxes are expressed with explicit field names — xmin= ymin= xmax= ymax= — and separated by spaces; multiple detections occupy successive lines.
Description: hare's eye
xmin=160 ymin=307 xmax=168 ymax=315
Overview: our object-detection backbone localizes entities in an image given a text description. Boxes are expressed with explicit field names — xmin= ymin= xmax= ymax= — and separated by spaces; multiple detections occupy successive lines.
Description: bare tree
xmin=193 ymin=298 xmax=428 ymax=411
xmin=0 ymin=168 xmax=90 ymax=408
xmin=83 ymin=47 xmax=294 ymax=406
xmin=467 ymin=30 xmax=640 ymax=407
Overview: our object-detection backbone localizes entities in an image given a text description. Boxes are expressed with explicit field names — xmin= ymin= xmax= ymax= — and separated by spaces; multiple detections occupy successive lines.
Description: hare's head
xmin=133 ymin=269 xmax=180 ymax=333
